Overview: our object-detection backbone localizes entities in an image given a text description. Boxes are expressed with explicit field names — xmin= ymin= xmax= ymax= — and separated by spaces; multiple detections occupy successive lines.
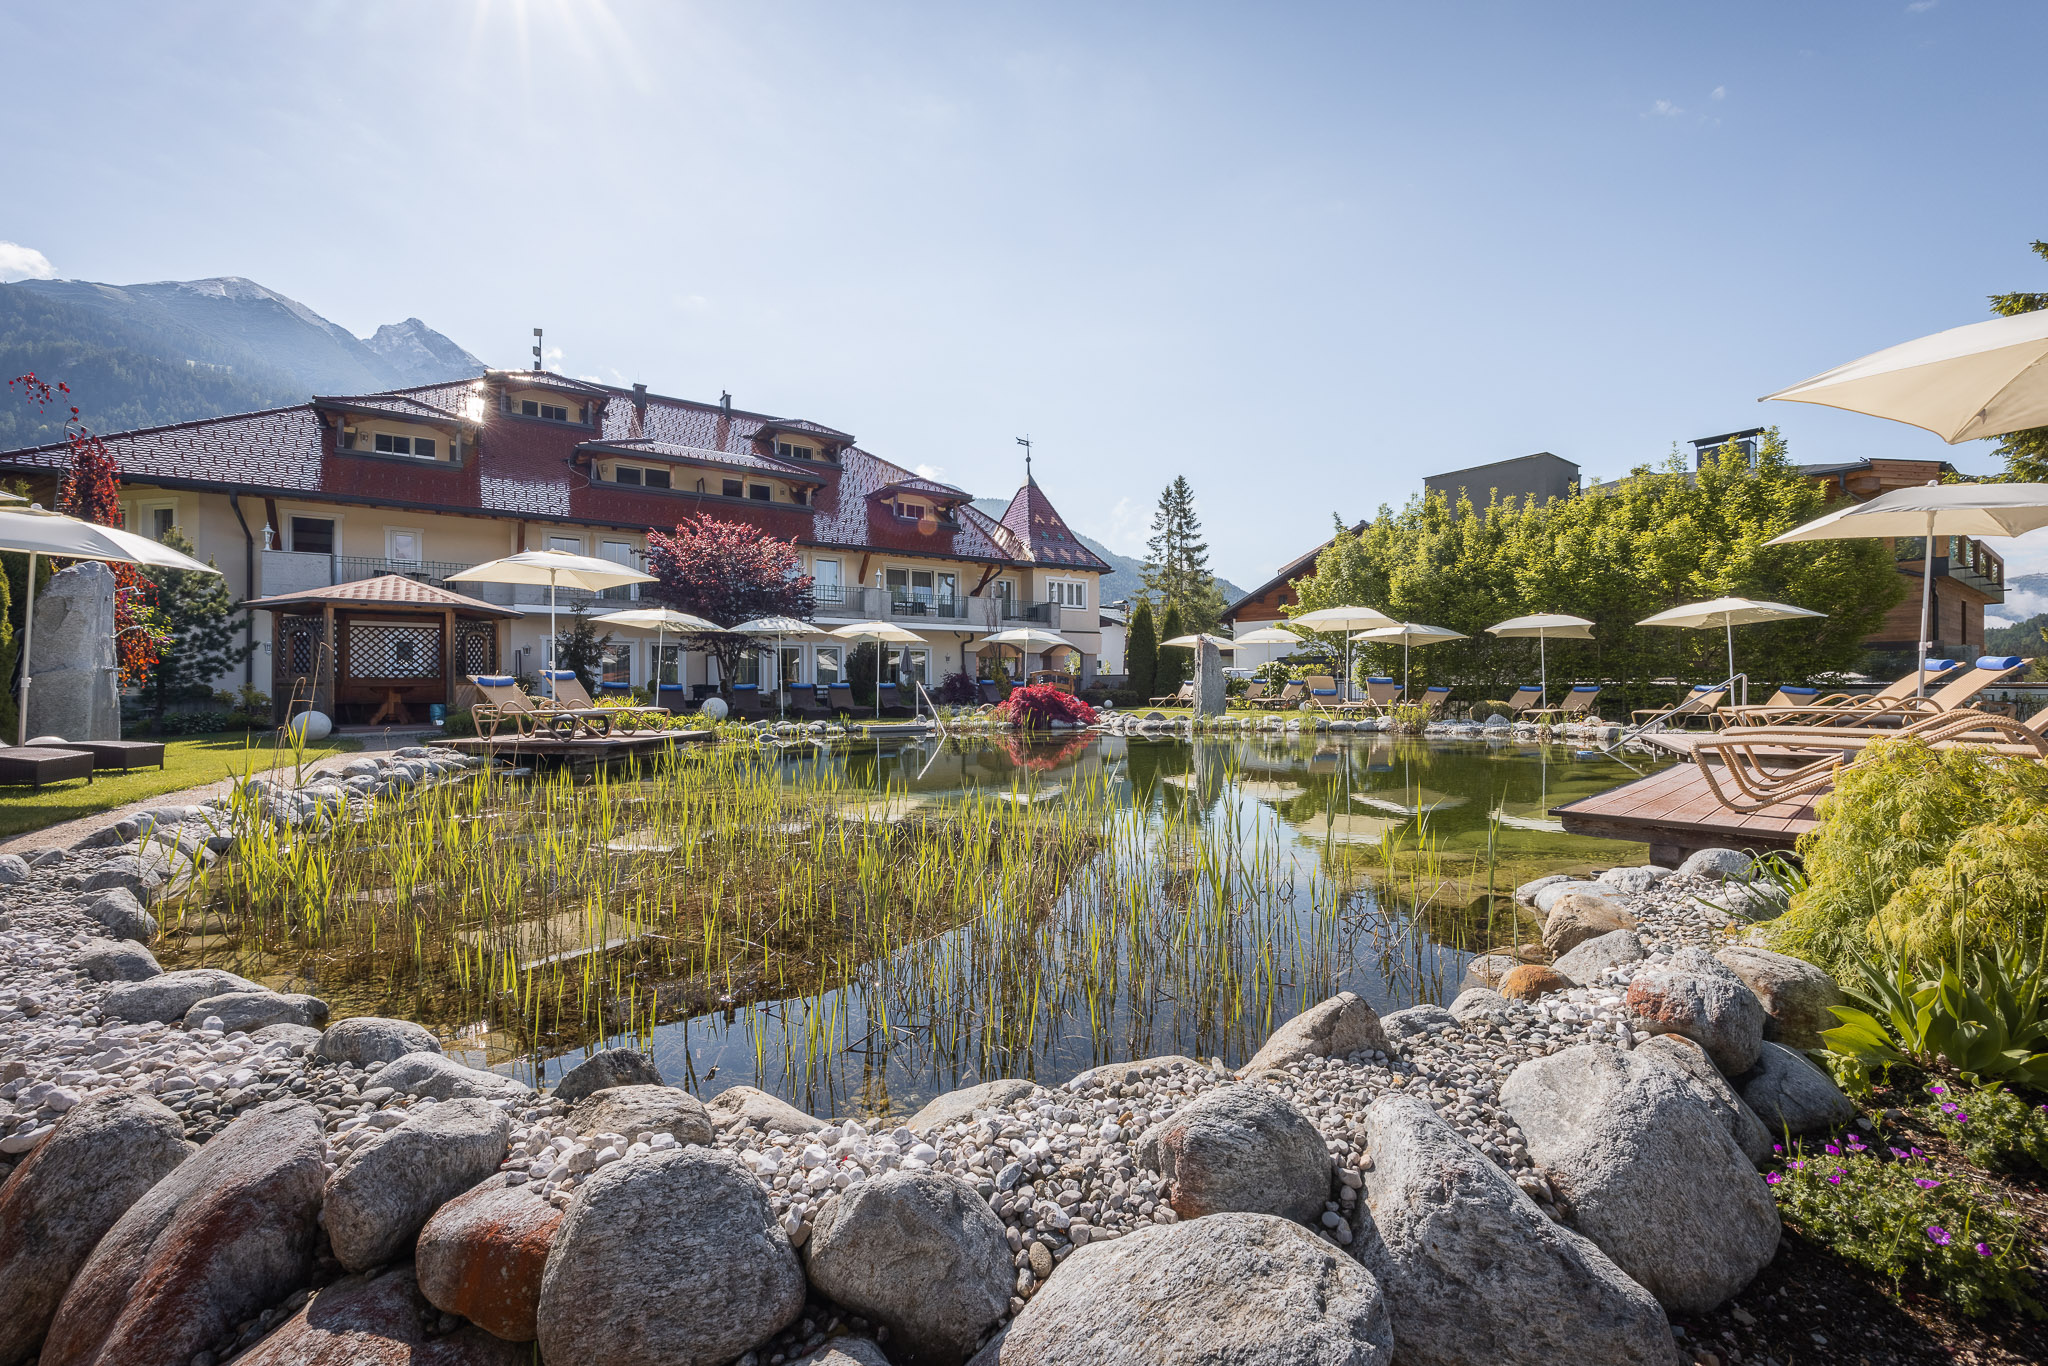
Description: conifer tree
xmin=1155 ymin=601 xmax=1189 ymax=695
xmin=1141 ymin=477 xmax=1227 ymax=631
xmin=1124 ymin=600 xmax=1158 ymax=700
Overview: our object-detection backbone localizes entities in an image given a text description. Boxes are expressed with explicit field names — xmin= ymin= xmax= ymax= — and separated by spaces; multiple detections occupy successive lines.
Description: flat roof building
xmin=1423 ymin=452 xmax=1580 ymax=507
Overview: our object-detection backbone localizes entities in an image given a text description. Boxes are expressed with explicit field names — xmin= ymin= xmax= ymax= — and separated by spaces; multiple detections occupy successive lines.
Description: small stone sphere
xmin=287 ymin=710 xmax=333 ymax=742
xmin=700 ymin=696 xmax=729 ymax=721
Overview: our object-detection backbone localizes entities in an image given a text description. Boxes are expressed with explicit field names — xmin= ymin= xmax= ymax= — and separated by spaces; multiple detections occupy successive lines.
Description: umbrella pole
xmin=1403 ymin=636 xmax=1411 ymax=701
xmin=15 ymin=551 xmax=35 ymax=746
xmin=1724 ymin=617 xmax=1735 ymax=689
xmin=547 ymin=572 xmax=559 ymax=698
xmin=1539 ymin=633 xmax=1548 ymax=708
xmin=776 ymin=634 xmax=785 ymax=719
xmin=1915 ymin=510 xmax=1936 ymax=697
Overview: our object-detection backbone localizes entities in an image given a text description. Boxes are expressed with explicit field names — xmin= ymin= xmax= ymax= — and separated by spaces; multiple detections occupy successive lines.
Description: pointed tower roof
xmin=996 ymin=475 xmax=1113 ymax=571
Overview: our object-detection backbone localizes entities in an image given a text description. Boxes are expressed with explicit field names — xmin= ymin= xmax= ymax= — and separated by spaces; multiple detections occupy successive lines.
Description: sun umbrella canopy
xmin=1291 ymin=605 xmax=1399 ymax=632
xmin=979 ymin=627 xmax=1072 ymax=650
xmin=1636 ymin=597 xmax=1824 ymax=630
xmin=0 ymin=505 xmax=220 ymax=574
xmin=1351 ymin=622 xmax=1468 ymax=644
xmin=1764 ymin=481 xmax=2048 ymax=544
xmin=730 ymin=615 xmax=823 ymax=636
xmin=1762 ymin=308 xmax=2048 ymax=444
xmin=1161 ymin=633 xmax=1235 ymax=649
xmin=1486 ymin=613 xmax=1594 ymax=640
xmin=593 ymin=607 xmax=724 ymax=633
xmin=1231 ymin=625 xmax=1304 ymax=645
xmin=830 ymin=619 xmax=927 ymax=644
xmin=447 ymin=549 xmax=654 ymax=592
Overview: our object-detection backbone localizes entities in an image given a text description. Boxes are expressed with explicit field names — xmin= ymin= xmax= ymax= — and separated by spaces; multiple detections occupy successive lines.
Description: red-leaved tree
xmin=644 ymin=515 xmax=814 ymax=693
xmin=9 ymin=374 xmax=162 ymax=686
xmin=999 ymin=684 xmax=1097 ymax=730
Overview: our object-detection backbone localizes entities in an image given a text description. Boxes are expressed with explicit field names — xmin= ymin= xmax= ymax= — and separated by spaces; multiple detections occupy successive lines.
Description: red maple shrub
xmin=999 ymin=684 xmax=1097 ymax=730
xmin=644 ymin=515 xmax=814 ymax=693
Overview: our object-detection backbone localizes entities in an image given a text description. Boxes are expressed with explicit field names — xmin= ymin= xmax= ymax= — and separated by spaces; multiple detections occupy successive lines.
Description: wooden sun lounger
xmin=1718 ymin=658 xmax=1971 ymax=727
xmin=1718 ymin=657 xmax=2027 ymax=733
xmin=1631 ymin=683 xmax=1727 ymax=732
xmin=469 ymin=675 xmax=614 ymax=741
xmin=1692 ymin=704 xmax=2048 ymax=811
xmin=541 ymin=670 xmax=670 ymax=730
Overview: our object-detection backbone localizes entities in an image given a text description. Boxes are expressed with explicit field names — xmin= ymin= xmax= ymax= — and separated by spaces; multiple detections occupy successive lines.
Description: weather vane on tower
xmin=1016 ymin=434 xmax=1032 ymax=481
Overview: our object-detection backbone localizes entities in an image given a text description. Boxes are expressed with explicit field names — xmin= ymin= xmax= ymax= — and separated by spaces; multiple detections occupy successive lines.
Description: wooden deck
xmin=1552 ymin=757 xmax=1826 ymax=864
xmin=434 ymin=728 xmax=715 ymax=766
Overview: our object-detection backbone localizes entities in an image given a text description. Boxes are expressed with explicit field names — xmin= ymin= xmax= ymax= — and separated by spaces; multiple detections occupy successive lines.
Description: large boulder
xmin=233 ymin=1262 xmax=526 ymax=1365
xmin=1238 ymin=991 xmax=1391 ymax=1075
xmin=1541 ymin=889 xmax=1637 ymax=957
xmin=318 ymin=1016 xmax=442 ymax=1067
xmin=375 ymin=1052 xmax=531 ymax=1103
xmin=1624 ymin=949 xmax=1765 ymax=1075
xmin=704 ymin=1084 xmax=826 ymax=1136
xmin=1447 ymin=987 xmax=1513 ymax=1024
xmin=324 ymin=1098 xmax=512 ymax=1272
xmin=1515 ymin=874 xmax=1581 ymax=907
xmin=1552 ymin=929 xmax=1647 ymax=985
xmin=1737 ymin=1042 xmax=1855 ymax=1135
xmin=1137 ymin=1085 xmax=1330 ymax=1225
xmin=536 ymin=1148 xmax=805 ymax=1366
xmin=1353 ymin=1095 xmax=1678 ymax=1366
xmin=1713 ymin=946 xmax=1844 ymax=1050
xmin=1676 ymin=848 xmax=1752 ymax=881
xmin=1596 ymin=865 xmax=1672 ymax=895
xmin=183 ymin=989 xmax=329 ymax=1035
xmin=1499 ymin=965 xmax=1571 ymax=1001
xmin=1458 ymin=954 xmax=1520 ymax=991
xmin=1633 ymin=1035 xmax=1772 ymax=1166
xmin=1378 ymin=1003 xmax=1455 ymax=1045
xmin=81 ymin=854 xmax=165 ymax=906
xmin=796 ymin=1342 xmax=894 ymax=1366
xmin=101 ymin=967 xmax=261 ymax=1024
xmin=967 ymin=1214 xmax=1393 ymax=1365
xmin=77 ymin=937 xmax=162 ymax=983
xmin=0 ymin=1094 xmax=191 ymax=1366
xmin=566 ymin=1085 xmax=713 ymax=1146
xmin=82 ymin=887 xmax=157 ymax=942
xmin=804 ymin=1169 xmax=1013 ymax=1365
xmin=252 ymin=1022 xmax=325 ymax=1054
xmin=551 ymin=1048 xmax=662 ymax=1103
xmin=416 ymin=1175 xmax=563 ymax=1343
xmin=906 ymin=1079 xmax=1039 ymax=1135
xmin=39 ymin=1100 xmax=327 ymax=1366
xmin=1501 ymin=1045 xmax=1780 ymax=1313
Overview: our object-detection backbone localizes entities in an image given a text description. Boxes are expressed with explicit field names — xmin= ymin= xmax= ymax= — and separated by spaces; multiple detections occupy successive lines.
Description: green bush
xmin=1774 ymin=739 xmax=2048 ymax=974
xmin=1821 ymin=942 xmax=2048 ymax=1092
xmin=1918 ymin=1082 xmax=2048 ymax=1172
xmin=1770 ymin=1133 xmax=2040 ymax=1317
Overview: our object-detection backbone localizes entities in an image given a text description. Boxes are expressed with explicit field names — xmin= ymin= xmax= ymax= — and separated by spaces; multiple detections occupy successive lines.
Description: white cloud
xmin=1647 ymin=99 xmax=1683 ymax=118
xmin=1710 ymin=85 xmax=1727 ymax=100
xmin=1080 ymin=496 xmax=1151 ymax=559
xmin=1986 ymin=537 xmax=2048 ymax=625
xmin=0 ymin=241 xmax=55 ymax=282
xmin=914 ymin=462 xmax=947 ymax=480
xmin=1906 ymin=1 xmax=1940 ymax=14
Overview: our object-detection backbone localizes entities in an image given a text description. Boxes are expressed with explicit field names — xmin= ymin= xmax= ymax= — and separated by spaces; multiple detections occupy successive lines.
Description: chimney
xmin=630 ymin=382 xmax=647 ymax=438
xmin=721 ymin=390 xmax=732 ymax=415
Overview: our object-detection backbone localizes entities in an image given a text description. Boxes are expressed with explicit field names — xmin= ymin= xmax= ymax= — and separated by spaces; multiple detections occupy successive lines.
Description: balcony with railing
xmin=1892 ymin=535 xmax=2006 ymax=603
xmin=1001 ymin=599 xmax=1055 ymax=624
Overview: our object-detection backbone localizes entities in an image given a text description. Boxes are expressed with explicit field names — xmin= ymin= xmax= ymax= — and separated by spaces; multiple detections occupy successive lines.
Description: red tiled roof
xmin=583 ymin=437 xmax=826 ymax=483
xmin=0 ymin=378 xmax=1080 ymax=570
xmin=242 ymin=573 xmax=519 ymax=617
xmin=314 ymin=394 xmax=478 ymax=427
xmin=996 ymin=478 xmax=1113 ymax=572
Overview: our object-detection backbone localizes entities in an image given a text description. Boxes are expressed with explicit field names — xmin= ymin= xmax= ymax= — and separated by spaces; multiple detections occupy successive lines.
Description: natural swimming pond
xmin=159 ymin=732 xmax=1672 ymax=1118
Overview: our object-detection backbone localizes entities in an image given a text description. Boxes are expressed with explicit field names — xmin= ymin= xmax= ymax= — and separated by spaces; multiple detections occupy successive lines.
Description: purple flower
xmin=1890 ymin=1147 xmax=1909 ymax=1159
xmin=1927 ymin=1225 xmax=1951 ymax=1246
xmin=1976 ymin=1243 xmax=1992 ymax=1257
xmin=1825 ymin=1143 xmax=1840 ymax=1156
xmin=1765 ymin=1172 xmax=1783 ymax=1185
xmin=1929 ymin=1084 xmax=1946 ymax=1096
xmin=1772 ymin=1144 xmax=1783 ymax=1154
xmin=1827 ymin=1172 xmax=1842 ymax=1185
xmin=1790 ymin=1160 xmax=1805 ymax=1170
xmin=1955 ymin=1112 xmax=1970 ymax=1124
xmin=1941 ymin=1102 xmax=1958 ymax=1115
xmin=1915 ymin=1178 xmax=1942 ymax=1189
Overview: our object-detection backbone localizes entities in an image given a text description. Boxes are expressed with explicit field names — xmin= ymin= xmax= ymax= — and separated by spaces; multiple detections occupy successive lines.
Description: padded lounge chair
xmin=1340 ymin=677 xmax=1402 ymax=716
xmin=827 ymin=682 xmax=874 ymax=719
xmin=874 ymin=681 xmax=913 ymax=718
xmin=0 ymin=744 xmax=94 ymax=788
xmin=1693 ymin=704 xmax=2048 ymax=812
xmin=1150 ymin=681 xmax=1194 ymax=707
xmin=1721 ymin=657 xmax=2027 ymax=733
xmin=1525 ymin=684 xmax=1601 ymax=724
xmin=1254 ymin=681 xmax=1307 ymax=711
xmin=1302 ymin=676 xmax=1341 ymax=713
xmin=977 ymin=679 xmax=1009 ymax=706
xmin=27 ymin=736 xmax=166 ymax=770
xmin=1719 ymin=658 xmax=1965 ymax=727
xmin=1417 ymin=684 xmax=1453 ymax=716
xmin=1498 ymin=685 xmax=1544 ymax=718
xmin=1630 ymin=683 xmax=1727 ymax=732
xmin=469 ymin=675 xmax=611 ymax=741
xmin=1237 ymin=681 xmax=1269 ymax=709
xmin=540 ymin=670 xmax=669 ymax=731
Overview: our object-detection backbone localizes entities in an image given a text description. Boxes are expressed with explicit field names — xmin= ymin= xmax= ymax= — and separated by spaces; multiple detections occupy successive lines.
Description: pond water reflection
xmin=509 ymin=731 xmax=1671 ymax=1118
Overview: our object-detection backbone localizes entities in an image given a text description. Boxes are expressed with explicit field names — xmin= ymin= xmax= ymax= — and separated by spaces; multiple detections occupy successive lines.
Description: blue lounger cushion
xmin=541 ymin=670 xmax=577 ymax=681
xmin=473 ymin=675 xmax=517 ymax=687
xmin=1977 ymin=656 xmax=2023 ymax=671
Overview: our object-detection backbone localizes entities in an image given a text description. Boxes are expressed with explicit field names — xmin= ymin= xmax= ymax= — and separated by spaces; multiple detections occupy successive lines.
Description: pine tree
xmin=1124 ymin=600 xmax=1158 ymax=699
xmin=143 ymin=528 xmax=252 ymax=732
xmin=1989 ymin=239 xmax=2048 ymax=481
xmin=1140 ymin=477 xmax=1228 ymax=631
xmin=1155 ymin=601 xmax=1189 ymax=695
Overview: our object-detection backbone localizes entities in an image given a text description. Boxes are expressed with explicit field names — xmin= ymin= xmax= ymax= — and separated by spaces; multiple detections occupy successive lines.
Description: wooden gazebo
xmin=243 ymin=575 xmax=519 ymax=726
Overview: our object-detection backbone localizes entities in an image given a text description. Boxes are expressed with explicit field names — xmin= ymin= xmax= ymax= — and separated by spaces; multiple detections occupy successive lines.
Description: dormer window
xmin=776 ymin=440 xmax=816 ymax=461
xmin=610 ymin=464 xmax=672 ymax=489
xmin=723 ymin=479 xmax=743 ymax=498
xmin=373 ymin=432 xmax=436 ymax=458
xmin=748 ymin=483 xmax=772 ymax=501
xmin=894 ymin=500 xmax=927 ymax=519
xmin=523 ymin=400 xmax=573 ymax=423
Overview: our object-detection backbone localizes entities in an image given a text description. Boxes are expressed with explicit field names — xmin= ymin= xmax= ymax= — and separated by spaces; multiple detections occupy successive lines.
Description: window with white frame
xmin=372 ymin=432 xmax=437 ymax=458
xmin=138 ymin=501 xmax=177 ymax=542
xmin=1047 ymin=579 xmax=1087 ymax=608
xmin=814 ymin=645 xmax=843 ymax=686
xmin=386 ymin=528 xmax=423 ymax=563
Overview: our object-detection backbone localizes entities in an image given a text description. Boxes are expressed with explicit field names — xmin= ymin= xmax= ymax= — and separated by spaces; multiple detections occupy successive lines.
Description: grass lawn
xmin=0 ymin=731 xmax=364 ymax=839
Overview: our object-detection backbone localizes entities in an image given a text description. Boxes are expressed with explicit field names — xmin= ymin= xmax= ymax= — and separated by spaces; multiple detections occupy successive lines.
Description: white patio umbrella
xmin=732 ymin=615 xmax=829 ymax=717
xmin=977 ymin=626 xmax=1075 ymax=680
xmin=1231 ymin=625 xmax=1304 ymax=646
xmin=830 ymin=619 xmax=926 ymax=710
xmin=1485 ymin=613 xmax=1594 ymax=706
xmin=1635 ymin=597 xmax=1826 ymax=689
xmin=1160 ymin=632 xmax=1236 ymax=649
xmin=1762 ymin=308 xmax=2048 ymax=445
xmin=1290 ymin=605 xmax=1398 ymax=700
xmin=0 ymin=503 xmax=220 ymax=745
xmin=592 ymin=606 xmax=724 ymax=704
xmin=1351 ymin=621 xmax=1469 ymax=698
xmin=448 ymin=550 xmax=654 ymax=696
xmin=1766 ymin=482 xmax=2048 ymax=693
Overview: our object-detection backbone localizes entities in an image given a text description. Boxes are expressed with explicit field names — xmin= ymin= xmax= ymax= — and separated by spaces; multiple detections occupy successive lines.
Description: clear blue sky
xmin=4 ymin=1 xmax=2046 ymax=609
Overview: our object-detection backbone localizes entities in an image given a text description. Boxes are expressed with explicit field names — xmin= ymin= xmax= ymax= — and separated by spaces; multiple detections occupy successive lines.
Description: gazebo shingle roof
xmin=241 ymin=573 xmax=519 ymax=617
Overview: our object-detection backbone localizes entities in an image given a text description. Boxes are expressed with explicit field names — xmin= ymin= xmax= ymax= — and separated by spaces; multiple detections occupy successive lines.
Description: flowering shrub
xmin=1769 ymin=1132 xmax=2039 ymax=1317
xmin=1919 ymin=1082 xmax=2048 ymax=1173
xmin=999 ymin=684 xmax=1097 ymax=730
